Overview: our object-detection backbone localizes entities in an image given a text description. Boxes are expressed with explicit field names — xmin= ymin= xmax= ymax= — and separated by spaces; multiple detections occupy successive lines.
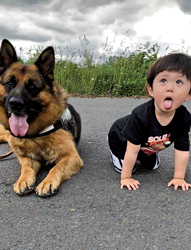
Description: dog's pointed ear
xmin=0 ymin=39 xmax=18 ymax=70
xmin=34 ymin=46 xmax=55 ymax=80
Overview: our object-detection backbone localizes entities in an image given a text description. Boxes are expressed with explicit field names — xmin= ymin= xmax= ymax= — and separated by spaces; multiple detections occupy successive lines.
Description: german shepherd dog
xmin=0 ymin=39 xmax=83 ymax=197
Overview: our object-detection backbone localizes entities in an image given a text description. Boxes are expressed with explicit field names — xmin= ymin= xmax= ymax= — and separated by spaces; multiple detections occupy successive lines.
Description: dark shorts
xmin=109 ymin=150 xmax=160 ymax=173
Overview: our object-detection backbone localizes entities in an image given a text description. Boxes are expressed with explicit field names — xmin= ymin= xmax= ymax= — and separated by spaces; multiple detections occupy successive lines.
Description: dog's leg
xmin=0 ymin=125 xmax=10 ymax=143
xmin=14 ymin=156 xmax=41 ymax=195
xmin=36 ymin=153 xmax=83 ymax=197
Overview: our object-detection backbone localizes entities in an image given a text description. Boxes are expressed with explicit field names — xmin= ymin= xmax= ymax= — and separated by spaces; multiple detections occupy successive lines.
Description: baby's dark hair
xmin=146 ymin=53 xmax=191 ymax=88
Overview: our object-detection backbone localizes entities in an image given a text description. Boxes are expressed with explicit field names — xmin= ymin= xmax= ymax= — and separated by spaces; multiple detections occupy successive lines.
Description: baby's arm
xmin=167 ymin=149 xmax=191 ymax=191
xmin=121 ymin=141 xmax=141 ymax=190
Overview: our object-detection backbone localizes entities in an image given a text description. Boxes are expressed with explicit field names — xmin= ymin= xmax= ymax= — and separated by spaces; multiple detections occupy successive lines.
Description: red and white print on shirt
xmin=140 ymin=134 xmax=171 ymax=155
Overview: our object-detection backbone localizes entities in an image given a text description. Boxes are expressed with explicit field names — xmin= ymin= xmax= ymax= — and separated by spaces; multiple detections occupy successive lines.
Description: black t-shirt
xmin=108 ymin=99 xmax=191 ymax=159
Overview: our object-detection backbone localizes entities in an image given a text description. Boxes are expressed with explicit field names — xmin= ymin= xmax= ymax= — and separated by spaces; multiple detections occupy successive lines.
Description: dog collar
xmin=10 ymin=107 xmax=75 ymax=138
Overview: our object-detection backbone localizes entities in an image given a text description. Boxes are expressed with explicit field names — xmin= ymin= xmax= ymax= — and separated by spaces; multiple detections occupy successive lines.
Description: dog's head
xmin=0 ymin=39 xmax=66 ymax=137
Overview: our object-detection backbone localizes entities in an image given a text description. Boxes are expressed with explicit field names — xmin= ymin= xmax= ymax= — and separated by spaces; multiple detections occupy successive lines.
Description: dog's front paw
xmin=36 ymin=179 xmax=59 ymax=197
xmin=14 ymin=177 xmax=36 ymax=195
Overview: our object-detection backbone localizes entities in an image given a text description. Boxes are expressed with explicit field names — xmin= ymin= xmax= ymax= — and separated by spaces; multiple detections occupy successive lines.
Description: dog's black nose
xmin=9 ymin=96 xmax=24 ymax=111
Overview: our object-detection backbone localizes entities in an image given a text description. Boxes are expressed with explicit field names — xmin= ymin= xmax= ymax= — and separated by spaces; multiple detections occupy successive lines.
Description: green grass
xmin=19 ymin=38 xmax=187 ymax=97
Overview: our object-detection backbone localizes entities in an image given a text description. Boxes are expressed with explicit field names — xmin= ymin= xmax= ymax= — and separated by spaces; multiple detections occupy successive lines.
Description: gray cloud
xmin=176 ymin=0 xmax=191 ymax=14
xmin=0 ymin=0 xmax=189 ymax=60
xmin=0 ymin=26 xmax=50 ymax=43
xmin=0 ymin=0 xmax=52 ymax=10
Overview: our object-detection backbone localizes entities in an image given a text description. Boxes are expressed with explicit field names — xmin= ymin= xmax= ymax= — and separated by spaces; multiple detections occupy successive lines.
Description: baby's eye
xmin=161 ymin=78 xmax=167 ymax=83
xmin=176 ymin=80 xmax=183 ymax=85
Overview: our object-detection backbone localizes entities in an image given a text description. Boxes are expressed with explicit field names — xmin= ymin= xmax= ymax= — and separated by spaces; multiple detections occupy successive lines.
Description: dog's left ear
xmin=0 ymin=39 xmax=18 ymax=72
xmin=34 ymin=46 xmax=55 ymax=80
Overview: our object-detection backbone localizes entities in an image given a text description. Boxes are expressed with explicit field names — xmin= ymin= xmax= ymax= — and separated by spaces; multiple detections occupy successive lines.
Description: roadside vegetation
xmin=18 ymin=37 xmax=189 ymax=97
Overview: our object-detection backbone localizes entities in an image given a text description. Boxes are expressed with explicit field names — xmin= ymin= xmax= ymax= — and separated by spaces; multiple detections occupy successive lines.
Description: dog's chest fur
xmin=8 ymin=129 xmax=74 ymax=164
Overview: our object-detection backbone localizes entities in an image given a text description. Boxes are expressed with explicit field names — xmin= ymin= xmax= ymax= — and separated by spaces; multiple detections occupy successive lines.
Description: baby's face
xmin=147 ymin=70 xmax=191 ymax=114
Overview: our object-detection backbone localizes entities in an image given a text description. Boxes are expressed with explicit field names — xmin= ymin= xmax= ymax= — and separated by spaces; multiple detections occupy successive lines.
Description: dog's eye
xmin=6 ymin=82 xmax=15 ymax=87
xmin=7 ymin=82 xmax=13 ymax=86
xmin=26 ymin=84 xmax=36 ymax=91
xmin=28 ymin=85 xmax=34 ymax=89
xmin=4 ymin=81 xmax=16 ymax=91
xmin=26 ymin=82 xmax=39 ymax=96
xmin=3 ymin=76 xmax=17 ymax=91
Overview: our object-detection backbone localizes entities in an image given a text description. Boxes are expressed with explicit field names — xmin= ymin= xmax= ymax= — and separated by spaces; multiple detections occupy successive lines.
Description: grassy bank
xmin=20 ymin=39 xmax=187 ymax=97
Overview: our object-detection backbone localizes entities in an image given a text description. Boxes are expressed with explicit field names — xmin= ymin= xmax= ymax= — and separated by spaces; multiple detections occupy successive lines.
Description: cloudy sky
xmin=0 ymin=0 xmax=191 ymax=61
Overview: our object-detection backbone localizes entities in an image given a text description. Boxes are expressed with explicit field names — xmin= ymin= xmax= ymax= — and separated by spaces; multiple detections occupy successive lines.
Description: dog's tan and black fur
xmin=0 ymin=39 xmax=83 ymax=197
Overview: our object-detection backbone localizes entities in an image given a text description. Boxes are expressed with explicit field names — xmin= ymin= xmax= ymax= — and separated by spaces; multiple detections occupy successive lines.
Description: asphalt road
xmin=1 ymin=97 xmax=191 ymax=250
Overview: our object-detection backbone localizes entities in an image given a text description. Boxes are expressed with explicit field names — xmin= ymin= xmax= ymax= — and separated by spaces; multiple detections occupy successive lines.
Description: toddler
xmin=108 ymin=53 xmax=191 ymax=191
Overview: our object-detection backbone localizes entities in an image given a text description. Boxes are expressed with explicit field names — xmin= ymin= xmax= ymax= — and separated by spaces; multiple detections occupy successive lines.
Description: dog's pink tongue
xmin=164 ymin=99 xmax=173 ymax=110
xmin=9 ymin=113 xmax=29 ymax=137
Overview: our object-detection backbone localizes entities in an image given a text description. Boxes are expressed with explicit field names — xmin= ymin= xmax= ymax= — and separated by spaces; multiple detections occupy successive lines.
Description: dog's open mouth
xmin=164 ymin=97 xmax=173 ymax=110
xmin=9 ymin=113 xmax=29 ymax=137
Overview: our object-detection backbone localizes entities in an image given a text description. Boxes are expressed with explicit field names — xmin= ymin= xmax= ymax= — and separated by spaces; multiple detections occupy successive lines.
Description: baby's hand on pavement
xmin=167 ymin=178 xmax=191 ymax=191
xmin=121 ymin=178 xmax=140 ymax=190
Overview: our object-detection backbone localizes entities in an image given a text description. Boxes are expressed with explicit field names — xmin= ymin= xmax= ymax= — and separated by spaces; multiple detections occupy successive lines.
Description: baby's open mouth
xmin=164 ymin=97 xmax=173 ymax=110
